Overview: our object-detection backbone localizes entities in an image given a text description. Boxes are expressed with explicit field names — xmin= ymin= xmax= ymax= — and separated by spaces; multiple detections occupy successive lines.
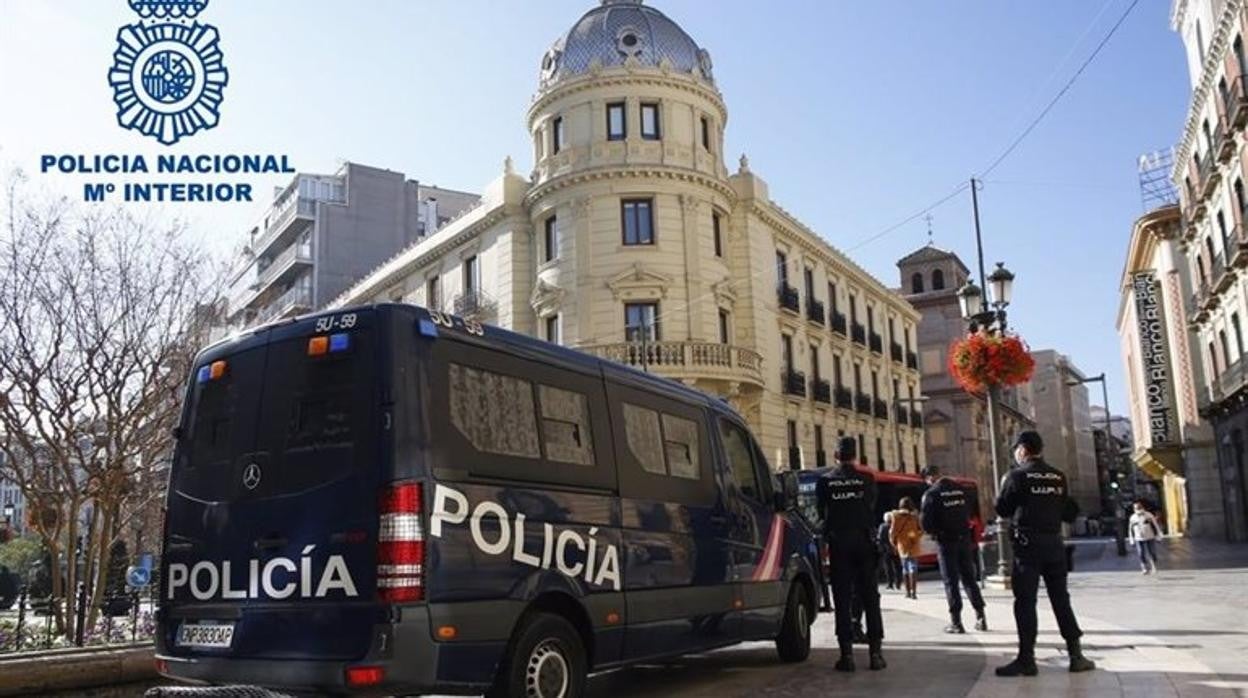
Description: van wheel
xmin=488 ymin=611 xmax=586 ymax=698
xmin=775 ymin=582 xmax=813 ymax=663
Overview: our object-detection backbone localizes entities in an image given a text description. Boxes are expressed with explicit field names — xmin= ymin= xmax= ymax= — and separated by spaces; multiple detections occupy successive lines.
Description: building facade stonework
xmin=332 ymin=0 xmax=925 ymax=471
xmin=1169 ymin=0 xmax=1248 ymax=541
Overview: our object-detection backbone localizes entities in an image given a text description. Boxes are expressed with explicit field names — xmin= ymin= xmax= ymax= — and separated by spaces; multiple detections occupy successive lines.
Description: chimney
xmin=425 ymin=197 xmax=438 ymax=235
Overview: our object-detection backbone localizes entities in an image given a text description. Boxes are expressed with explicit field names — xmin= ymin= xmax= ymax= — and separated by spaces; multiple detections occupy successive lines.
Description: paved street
xmin=574 ymin=537 xmax=1248 ymax=698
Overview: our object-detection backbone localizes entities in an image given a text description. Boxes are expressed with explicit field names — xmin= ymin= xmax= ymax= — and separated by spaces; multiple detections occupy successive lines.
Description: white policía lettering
xmin=1030 ymin=486 xmax=1061 ymax=496
xmin=315 ymin=555 xmax=358 ymax=597
xmin=472 ymin=501 xmax=511 ymax=555
xmin=431 ymin=484 xmax=469 ymax=537
xmin=167 ymin=563 xmax=188 ymax=599
xmin=190 ymin=561 xmax=220 ymax=601
xmin=830 ymin=491 xmax=864 ymax=500
xmin=593 ymin=544 xmax=621 ymax=589
xmin=512 ymin=514 xmax=543 ymax=567
xmin=300 ymin=545 xmax=315 ymax=598
xmin=262 ymin=558 xmax=297 ymax=599
xmin=221 ymin=561 xmax=246 ymax=600
xmin=555 ymin=529 xmax=585 ymax=578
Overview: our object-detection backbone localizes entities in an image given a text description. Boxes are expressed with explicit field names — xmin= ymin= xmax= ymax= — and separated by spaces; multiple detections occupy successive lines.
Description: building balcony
xmin=890 ymin=342 xmax=904 ymax=364
xmin=1217 ymin=358 xmax=1248 ymax=405
xmin=811 ymin=377 xmax=832 ymax=404
xmin=1230 ymin=76 xmax=1248 ymax=129
xmin=1213 ymin=252 xmax=1235 ymax=294
xmin=806 ymin=298 xmax=826 ymax=325
xmin=869 ymin=332 xmax=883 ymax=354
xmin=834 ymin=386 xmax=853 ymax=410
xmin=1188 ymin=282 xmax=1213 ymax=324
xmin=254 ymin=240 xmax=313 ymax=297
xmin=830 ymin=311 xmax=847 ymax=336
xmin=255 ymin=195 xmax=316 ymax=258
xmin=1215 ymin=121 xmax=1235 ymax=163
xmin=906 ymin=350 xmax=918 ymax=370
xmin=1198 ymin=152 xmax=1221 ymax=199
xmin=910 ymin=409 xmax=923 ymax=427
xmin=255 ymin=281 xmax=312 ymax=325
xmin=855 ymin=392 xmax=872 ymax=415
xmin=583 ymin=340 xmax=765 ymax=389
xmin=782 ymin=369 xmax=807 ymax=398
xmin=873 ymin=398 xmax=888 ymax=420
xmin=452 ymin=289 xmax=497 ymax=320
xmin=895 ymin=404 xmax=910 ymax=425
xmin=1233 ymin=225 xmax=1248 ymax=268
xmin=778 ymin=284 xmax=800 ymax=313
xmin=851 ymin=322 xmax=866 ymax=346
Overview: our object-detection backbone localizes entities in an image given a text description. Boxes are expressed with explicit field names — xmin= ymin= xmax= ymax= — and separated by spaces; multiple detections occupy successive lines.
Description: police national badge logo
xmin=108 ymin=1 xmax=228 ymax=145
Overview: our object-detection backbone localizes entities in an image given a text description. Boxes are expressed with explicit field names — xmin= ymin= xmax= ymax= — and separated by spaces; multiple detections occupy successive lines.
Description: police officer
xmin=920 ymin=465 xmax=988 ymax=634
xmin=995 ymin=431 xmax=1096 ymax=676
xmin=816 ymin=437 xmax=885 ymax=672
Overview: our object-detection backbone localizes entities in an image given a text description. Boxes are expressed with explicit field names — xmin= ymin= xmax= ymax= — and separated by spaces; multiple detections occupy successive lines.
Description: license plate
xmin=177 ymin=622 xmax=235 ymax=649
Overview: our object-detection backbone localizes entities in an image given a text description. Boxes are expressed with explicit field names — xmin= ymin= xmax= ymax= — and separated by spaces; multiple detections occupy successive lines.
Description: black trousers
xmin=879 ymin=549 xmax=902 ymax=588
xmin=828 ymin=535 xmax=883 ymax=652
xmin=937 ymin=538 xmax=985 ymax=620
xmin=1012 ymin=537 xmax=1083 ymax=659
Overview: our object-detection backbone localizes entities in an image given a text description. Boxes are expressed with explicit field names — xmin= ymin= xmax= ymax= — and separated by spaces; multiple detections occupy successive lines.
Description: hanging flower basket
xmin=948 ymin=332 xmax=1035 ymax=394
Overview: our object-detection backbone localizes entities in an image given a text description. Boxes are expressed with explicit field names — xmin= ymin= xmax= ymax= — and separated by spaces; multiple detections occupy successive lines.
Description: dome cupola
xmin=539 ymin=0 xmax=714 ymax=89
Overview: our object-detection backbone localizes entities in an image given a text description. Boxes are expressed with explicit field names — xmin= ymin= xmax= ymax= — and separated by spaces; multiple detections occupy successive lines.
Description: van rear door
xmin=162 ymin=309 xmax=383 ymax=661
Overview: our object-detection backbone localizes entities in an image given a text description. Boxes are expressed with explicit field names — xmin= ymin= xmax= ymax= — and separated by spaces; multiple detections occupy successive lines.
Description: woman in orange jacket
xmin=890 ymin=497 xmax=923 ymax=599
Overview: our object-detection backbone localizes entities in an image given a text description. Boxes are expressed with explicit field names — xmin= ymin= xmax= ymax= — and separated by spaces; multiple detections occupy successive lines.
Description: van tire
xmin=488 ymin=611 xmax=587 ymax=698
xmin=775 ymin=582 xmax=813 ymax=663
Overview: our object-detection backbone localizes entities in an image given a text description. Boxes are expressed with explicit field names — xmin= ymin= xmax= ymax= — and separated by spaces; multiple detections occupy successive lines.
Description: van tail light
xmin=345 ymin=665 xmax=385 ymax=687
xmin=377 ymin=481 xmax=424 ymax=603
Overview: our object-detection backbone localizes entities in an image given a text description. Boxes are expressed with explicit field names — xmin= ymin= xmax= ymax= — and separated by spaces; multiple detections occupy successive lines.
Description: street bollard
xmin=131 ymin=590 xmax=140 ymax=644
xmin=74 ymin=583 xmax=87 ymax=647
xmin=14 ymin=585 xmax=27 ymax=651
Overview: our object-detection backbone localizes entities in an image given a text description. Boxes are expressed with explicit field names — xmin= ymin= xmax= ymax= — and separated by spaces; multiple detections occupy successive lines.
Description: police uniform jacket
xmin=994 ymin=459 xmax=1078 ymax=536
xmin=920 ymin=477 xmax=974 ymax=543
xmin=815 ymin=464 xmax=878 ymax=539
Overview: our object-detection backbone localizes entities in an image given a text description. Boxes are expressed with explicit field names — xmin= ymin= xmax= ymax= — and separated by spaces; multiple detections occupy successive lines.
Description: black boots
xmin=835 ymin=651 xmax=856 ymax=672
xmin=944 ymin=620 xmax=967 ymax=634
xmin=837 ymin=647 xmax=887 ymax=672
xmin=974 ymin=611 xmax=988 ymax=632
xmin=868 ymin=650 xmax=887 ymax=671
xmin=995 ymin=656 xmax=1038 ymax=677
xmin=1067 ymin=639 xmax=1096 ymax=673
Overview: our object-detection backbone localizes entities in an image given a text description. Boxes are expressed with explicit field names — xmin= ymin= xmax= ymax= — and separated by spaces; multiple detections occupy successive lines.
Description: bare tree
xmin=0 ymin=174 xmax=220 ymax=638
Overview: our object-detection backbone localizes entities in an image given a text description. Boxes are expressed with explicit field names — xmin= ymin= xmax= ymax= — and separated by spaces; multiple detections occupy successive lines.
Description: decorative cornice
xmin=530 ymin=278 xmax=567 ymax=315
xmin=527 ymin=69 xmax=728 ymax=128
xmin=607 ymin=263 xmax=674 ymax=300
xmin=524 ymin=164 xmax=737 ymax=207
xmin=1173 ymin=0 xmax=1242 ymax=181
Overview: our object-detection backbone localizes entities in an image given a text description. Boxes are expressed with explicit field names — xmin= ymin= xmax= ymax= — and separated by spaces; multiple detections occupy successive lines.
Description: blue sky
xmin=0 ymin=0 xmax=1191 ymax=414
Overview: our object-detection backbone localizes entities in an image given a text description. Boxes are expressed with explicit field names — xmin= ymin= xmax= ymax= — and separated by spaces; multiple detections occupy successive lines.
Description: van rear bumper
xmin=156 ymin=606 xmax=498 ymax=696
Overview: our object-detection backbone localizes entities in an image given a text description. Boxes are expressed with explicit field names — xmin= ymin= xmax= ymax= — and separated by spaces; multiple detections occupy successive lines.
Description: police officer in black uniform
xmin=920 ymin=465 xmax=988 ymax=634
xmin=995 ymin=431 xmax=1096 ymax=676
xmin=816 ymin=437 xmax=886 ymax=672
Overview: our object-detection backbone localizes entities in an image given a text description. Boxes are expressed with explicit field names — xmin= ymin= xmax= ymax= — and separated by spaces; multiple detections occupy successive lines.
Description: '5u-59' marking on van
xmin=166 ymin=545 xmax=359 ymax=601
xmin=431 ymin=484 xmax=621 ymax=591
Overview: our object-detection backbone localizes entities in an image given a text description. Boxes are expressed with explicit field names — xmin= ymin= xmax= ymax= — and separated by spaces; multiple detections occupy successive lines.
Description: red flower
xmin=948 ymin=333 xmax=1035 ymax=394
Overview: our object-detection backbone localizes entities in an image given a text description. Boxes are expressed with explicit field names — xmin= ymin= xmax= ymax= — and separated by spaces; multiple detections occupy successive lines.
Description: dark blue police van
xmin=156 ymin=304 xmax=821 ymax=697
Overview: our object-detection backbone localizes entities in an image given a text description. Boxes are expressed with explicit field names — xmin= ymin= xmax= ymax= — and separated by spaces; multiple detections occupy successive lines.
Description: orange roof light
xmin=209 ymin=360 xmax=227 ymax=380
xmin=307 ymin=336 xmax=329 ymax=356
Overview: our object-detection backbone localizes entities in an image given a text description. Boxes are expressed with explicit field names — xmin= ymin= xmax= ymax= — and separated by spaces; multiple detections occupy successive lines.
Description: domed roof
xmin=539 ymin=0 xmax=713 ymax=89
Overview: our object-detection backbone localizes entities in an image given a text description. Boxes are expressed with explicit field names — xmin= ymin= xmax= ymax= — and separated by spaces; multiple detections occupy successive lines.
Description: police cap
xmin=1012 ymin=430 xmax=1044 ymax=454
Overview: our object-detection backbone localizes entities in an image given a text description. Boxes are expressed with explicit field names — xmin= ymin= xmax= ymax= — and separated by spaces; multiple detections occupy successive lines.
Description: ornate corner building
xmin=1168 ymin=0 xmax=1248 ymax=541
xmin=330 ymin=0 xmax=925 ymax=472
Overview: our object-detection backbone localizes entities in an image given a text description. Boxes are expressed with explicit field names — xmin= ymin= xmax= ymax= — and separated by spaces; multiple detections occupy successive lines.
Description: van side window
xmin=661 ymin=414 xmax=700 ymax=480
xmin=720 ymin=419 xmax=760 ymax=501
xmin=449 ymin=363 xmax=540 ymax=458
xmin=623 ymin=403 xmax=701 ymax=480
xmin=538 ymin=384 xmax=594 ymax=465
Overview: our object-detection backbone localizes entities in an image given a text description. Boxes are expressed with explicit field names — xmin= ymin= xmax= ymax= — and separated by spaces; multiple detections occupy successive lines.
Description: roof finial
xmin=924 ymin=213 xmax=934 ymax=246
xmin=738 ymin=153 xmax=750 ymax=174
xmin=504 ymin=155 xmax=514 ymax=175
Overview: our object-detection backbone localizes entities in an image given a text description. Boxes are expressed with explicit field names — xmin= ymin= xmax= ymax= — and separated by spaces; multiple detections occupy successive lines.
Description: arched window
xmin=932 ymin=268 xmax=945 ymax=291
xmin=911 ymin=272 xmax=924 ymax=294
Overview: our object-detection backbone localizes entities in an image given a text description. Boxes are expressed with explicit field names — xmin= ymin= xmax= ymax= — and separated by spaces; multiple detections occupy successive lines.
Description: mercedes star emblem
xmin=242 ymin=462 xmax=262 ymax=490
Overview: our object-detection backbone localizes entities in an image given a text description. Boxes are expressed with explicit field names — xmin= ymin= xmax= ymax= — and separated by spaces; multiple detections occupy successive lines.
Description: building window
xmin=787 ymin=420 xmax=800 ymax=470
xmin=1220 ymin=330 xmax=1231 ymax=369
xmin=1219 ymin=211 xmax=1229 ymax=251
xmin=849 ymin=293 xmax=857 ymax=324
xmin=833 ymin=355 xmax=843 ymax=388
xmin=700 ymin=115 xmax=711 ymax=151
xmin=876 ymin=437 xmax=884 ymax=470
xmin=1210 ymin=341 xmax=1221 ymax=380
xmin=543 ymin=215 xmax=558 ymax=263
xmin=828 ymin=282 xmax=838 ymax=313
xmin=929 ymin=424 xmax=949 ymax=447
xmin=622 ymin=198 xmax=655 ymax=245
xmin=1236 ymin=179 xmax=1246 ymax=218
xmin=718 ymin=309 xmax=730 ymax=344
xmin=712 ymin=211 xmax=723 ymax=257
xmin=810 ymin=344 xmax=821 ymax=381
xmin=463 ymin=255 xmax=479 ymax=294
xmin=871 ymin=370 xmax=879 ymax=399
xmin=853 ymin=363 xmax=862 ymax=392
xmin=1197 ymin=256 xmax=1208 ymax=285
xmin=775 ymin=251 xmax=789 ymax=288
xmin=867 ymin=305 xmax=875 ymax=334
xmin=607 ymin=102 xmax=626 ymax=141
xmin=625 ymin=302 xmax=659 ymax=342
xmin=640 ymin=102 xmax=660 ymax=140
xmin=932 ymin=268 xmax=945 ymax=290
xmin=427 ymin=275 xmax=441 ymax=311
xmin=552 ymin=116 xmax=564 ymax=154
xmin=804 ymin=268 xmax=816 ymax=301
xmin=904 ymin=327 xmax=912 ymax=352
xmin=1237 ymin=36 xmax=1247 ymax=78
xmin=782 ymin=334 xmax=794 ymax=372
xmin=913 ymin=444 xmax=920 ymax=471
xmin=545 ymin=315 xmax=560 ymax=344
xmin=814 ymin=424 xmax=824 ymax=460
xmin=1235 ymin=313 xmax=1245 ymax=358
xmin=857 ymin=434 xmax=866 ymax=465
xmin=911 ymin=272 xmax=924 ymax=294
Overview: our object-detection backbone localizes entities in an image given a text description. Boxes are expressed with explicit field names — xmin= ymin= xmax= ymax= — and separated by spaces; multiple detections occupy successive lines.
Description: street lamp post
xmin=1067 ymin=372 xmax=1128 ymax=557
xmin=956 ymin=261 xmax=1016 ymax=589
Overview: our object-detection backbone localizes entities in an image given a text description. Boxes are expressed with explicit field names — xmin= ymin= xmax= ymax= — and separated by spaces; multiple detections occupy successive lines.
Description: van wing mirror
xmin=774 ymin=472 xmax=800 ymax=512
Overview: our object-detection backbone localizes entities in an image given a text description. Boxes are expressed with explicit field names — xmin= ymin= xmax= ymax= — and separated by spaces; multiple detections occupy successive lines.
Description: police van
xmin=156 ymin=304 xmax=821 ymax=697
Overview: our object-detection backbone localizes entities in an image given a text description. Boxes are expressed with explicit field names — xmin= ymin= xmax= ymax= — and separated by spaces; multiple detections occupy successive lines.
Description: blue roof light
xmin=196 ymin=365 xmax=211 ymax=383
xmin=418 ymin=318 xmax=440 ymax=338
xmin=329 ymin=333 xmax=350 ymax=352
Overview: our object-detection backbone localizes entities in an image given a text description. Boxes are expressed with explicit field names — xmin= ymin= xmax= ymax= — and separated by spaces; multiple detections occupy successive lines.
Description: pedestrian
xmin=995 ymin=431 xmax=1096 ymax=676
xmin=920 ymin=465 xmax=988 ymax=634
xmin=1128 ymin=499 xmax=1162 ymax=575
xmin=816 ymin=437 xmax=886 ymax=672
xmin=877 ymin=512 xmax=902 ymax=591
xmin=889 ymin=496 xmax=922 ymax=600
